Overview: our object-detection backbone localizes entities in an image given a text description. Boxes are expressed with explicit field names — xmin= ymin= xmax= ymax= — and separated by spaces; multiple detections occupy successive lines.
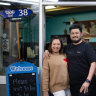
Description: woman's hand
xmin=43 ymin=50 xmax=50 ymax=59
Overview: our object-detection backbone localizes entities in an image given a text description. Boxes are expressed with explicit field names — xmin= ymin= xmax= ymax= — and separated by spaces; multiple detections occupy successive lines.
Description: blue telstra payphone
xmin=6 ymin=61 xmax=39 ymax=96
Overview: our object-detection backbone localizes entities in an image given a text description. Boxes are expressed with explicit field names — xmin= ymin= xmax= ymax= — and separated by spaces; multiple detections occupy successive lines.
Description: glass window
xmin=0 ymin=2 xmax=39 ymax=75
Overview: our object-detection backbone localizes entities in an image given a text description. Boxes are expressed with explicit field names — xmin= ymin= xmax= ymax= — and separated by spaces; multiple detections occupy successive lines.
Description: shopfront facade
xmin=0 ymin=0 xmax=96 ymax=96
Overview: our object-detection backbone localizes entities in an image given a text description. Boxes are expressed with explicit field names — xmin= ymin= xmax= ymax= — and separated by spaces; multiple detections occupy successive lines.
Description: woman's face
xmin=51 ymin=39 xmax=61 ymax=53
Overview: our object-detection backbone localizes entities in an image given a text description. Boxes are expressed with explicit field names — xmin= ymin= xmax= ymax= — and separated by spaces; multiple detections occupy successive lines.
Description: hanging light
xmin=1 ymin=0 xmax=39 ymax=5
xmin=0 ymin=2 xmax=11 ymax=6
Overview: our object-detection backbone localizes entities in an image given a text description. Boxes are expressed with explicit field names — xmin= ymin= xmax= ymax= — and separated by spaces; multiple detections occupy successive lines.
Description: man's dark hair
xmin=69 ymin=24 xmax=82 ymax=33
xmin=48 ymin=36 xmax=64 ymax=54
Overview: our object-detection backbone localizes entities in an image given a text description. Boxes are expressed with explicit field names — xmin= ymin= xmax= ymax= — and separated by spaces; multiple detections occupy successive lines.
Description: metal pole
xmin=39 ymin=0 xmax=45 ymax=96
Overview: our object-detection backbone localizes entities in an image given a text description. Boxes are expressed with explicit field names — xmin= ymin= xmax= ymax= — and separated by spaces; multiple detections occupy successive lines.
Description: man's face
xmin=70 ymin=29 xmax=82 ymax=43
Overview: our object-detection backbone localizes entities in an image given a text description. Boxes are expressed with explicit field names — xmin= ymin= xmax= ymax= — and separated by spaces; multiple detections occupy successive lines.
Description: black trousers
xmin=70 ymin=81 xmax=96 ymax=96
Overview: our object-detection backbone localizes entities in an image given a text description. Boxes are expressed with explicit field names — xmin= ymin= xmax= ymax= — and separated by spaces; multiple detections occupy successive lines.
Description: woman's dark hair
xmin=69 ymin=24 xmax=82 ymax=33
xmin=48 ymin=36 xmax=64 ymax=54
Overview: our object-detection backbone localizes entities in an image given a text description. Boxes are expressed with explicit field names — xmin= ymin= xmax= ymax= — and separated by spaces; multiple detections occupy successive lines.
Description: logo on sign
xmin=10 ymin=66 xmax=33 ymax=72
xmin=5 ymin=10 xmax=15 ymax=18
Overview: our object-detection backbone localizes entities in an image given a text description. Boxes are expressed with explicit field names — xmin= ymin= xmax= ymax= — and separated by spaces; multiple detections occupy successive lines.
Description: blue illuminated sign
xmin=0 ymin=9 xmax=33 ymax=19
xmin=6 ymin=61 xmax=39 ymax=96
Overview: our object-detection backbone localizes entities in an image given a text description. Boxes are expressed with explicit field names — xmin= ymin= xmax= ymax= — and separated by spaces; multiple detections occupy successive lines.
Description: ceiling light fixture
xmin=1 ymin=0 xmax=39 ymax=5
xmin=0 ymin=2 xmax=11 ymax=6
xmin=45 ymin=0 xmax=58 ymax=1
xmin=24 ymin=0 xmax=39 ymax=2
xmin=45 ymin=6 xmax=56 ymax=9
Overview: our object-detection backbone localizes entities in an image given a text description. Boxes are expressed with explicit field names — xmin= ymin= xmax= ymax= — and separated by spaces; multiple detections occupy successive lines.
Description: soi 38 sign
xmin=0 ymin=9 xmax=33 ymax=19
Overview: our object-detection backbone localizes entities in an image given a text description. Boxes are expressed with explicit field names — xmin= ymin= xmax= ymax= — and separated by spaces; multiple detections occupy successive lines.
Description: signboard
xmin=0 ymin=9 xmax=33 ymax=19
xmin=6 ymin=61 xmax=39 ymax=96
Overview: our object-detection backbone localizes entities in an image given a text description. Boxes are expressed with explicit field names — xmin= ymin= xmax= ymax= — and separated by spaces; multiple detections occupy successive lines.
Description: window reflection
xmin=0 ymin=5 xmax=39 ymax=75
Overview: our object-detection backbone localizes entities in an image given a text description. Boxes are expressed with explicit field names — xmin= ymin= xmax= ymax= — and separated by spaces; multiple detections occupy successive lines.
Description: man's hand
xmin=43 ymin=50 xmax=50 ymax=59
xmin=80 ymin=81 xmax=90 ymax=94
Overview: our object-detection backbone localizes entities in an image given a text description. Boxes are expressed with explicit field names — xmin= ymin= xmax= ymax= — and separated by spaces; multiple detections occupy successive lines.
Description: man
xmin=65 ymin=24 xmax=96 ymax=96
xmin=44 ymin=24 xmax=96 ymax=96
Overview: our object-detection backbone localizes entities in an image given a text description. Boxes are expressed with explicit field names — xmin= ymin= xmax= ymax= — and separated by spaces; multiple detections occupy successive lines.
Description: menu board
xmin=6 ymin=61 xmax=39 ymax=96
xmin=9 ymin=73 xmax=37 ymax=96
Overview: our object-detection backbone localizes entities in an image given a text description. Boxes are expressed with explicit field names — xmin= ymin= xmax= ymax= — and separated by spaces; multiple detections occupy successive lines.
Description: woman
xmin=42 ymin=36 xmax=71 ymax=96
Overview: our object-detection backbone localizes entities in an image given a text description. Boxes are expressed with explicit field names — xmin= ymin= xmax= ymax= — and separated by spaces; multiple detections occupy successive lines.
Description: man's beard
xmin=71 ymin=37 xmax=82 ymax=43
